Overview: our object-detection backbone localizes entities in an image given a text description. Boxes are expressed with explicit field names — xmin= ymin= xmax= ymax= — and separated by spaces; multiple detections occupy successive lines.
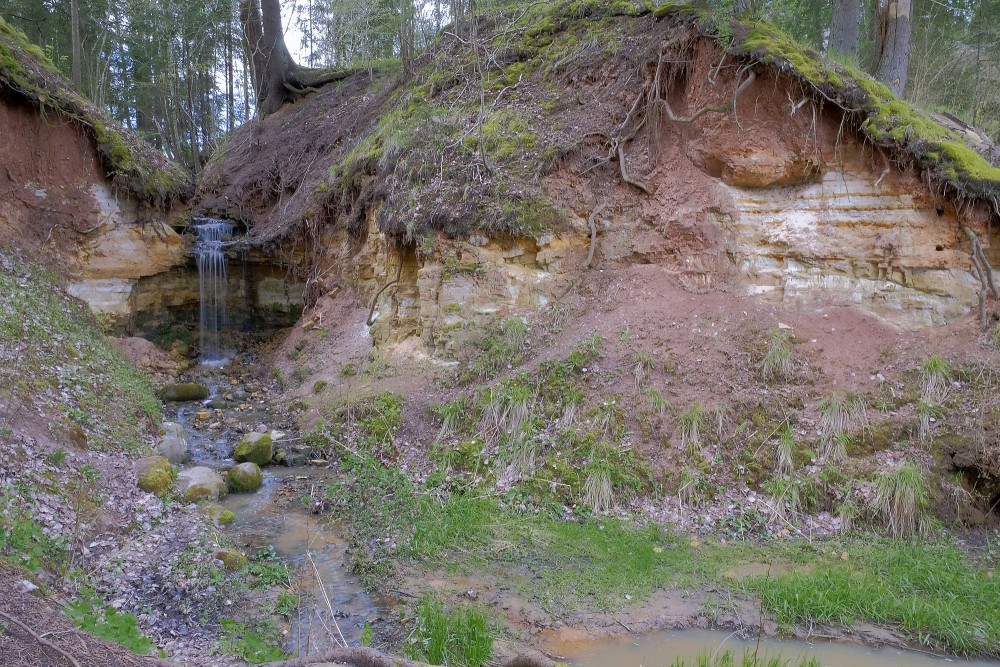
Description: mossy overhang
xmin=644 ymin=4 xmax=1000 ymax=207
xmin=0 ymin=17 xmax=192 ymax=207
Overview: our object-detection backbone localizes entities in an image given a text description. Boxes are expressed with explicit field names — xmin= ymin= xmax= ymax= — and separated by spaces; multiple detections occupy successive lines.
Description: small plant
xmin=432 ymin=396 xmax=469 ymax=443
xmin=633 ymin=349 xmax=654 ymax=391
xmin=646 ymin=386 xmax=668 ymax=417
xmin=678 ymin=467 xmax=698 ymax=507
xmin=775 ymin=424 xmax=795 ymax=475
xmin=872 ymin=464 xmax=928 ymax=538
xmin=567 ymin=334 xmax=602 ymax=370
xmin=764 ymin=477 xmax=802 ymax=524
xmin=582 ymin=467 xmax=614 ymax=513
xmin=918 ymin=354 xmax=950 ymax=443
xmin=678 ymin=403 xmax=704 ymax=455
xmin=47 ymin=447 xmax=68 ymax=466
xmin=817 ymin=393 xmax=866 ymax=462
xmin=920 ymin=354 xmax=951 ymax=403
xmin=340 ymin=362 xmax=358 ymax=377
xmin=405 ymin=595 xmax=496 ymax=667
xmin=241 ymin=546 xmax=293 ymax=588
xmin=274 ymin=590 xmax=298 ymax=617
xmin=470 ymin=317 xmax=529 ymax=380
xmin=218 ymin=619 xmax=288 ymax=663
xmin=761 ymin=328 xmax=792 ymax=381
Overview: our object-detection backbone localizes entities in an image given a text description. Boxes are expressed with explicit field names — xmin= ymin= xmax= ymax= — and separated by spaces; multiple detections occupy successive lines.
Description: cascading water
xmin=192 ymin=217 xmax=233 ymax=365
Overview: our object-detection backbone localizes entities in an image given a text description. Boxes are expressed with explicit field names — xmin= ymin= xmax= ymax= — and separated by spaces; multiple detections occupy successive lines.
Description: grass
xmin=469 ymin=317 xmax=529 ymax=380
xmin=817 ymin=393 xmax=866 ymax=463
xmin=405 ymin=595 xmax=497 ymax=667
xmin=218 ymin=618 xmax=288 ymax=663
xmin=775 ymin=425 xmax=795 ymax=475
xmin=761 ymin=329 xmax=792 ymax=381
xmin=65 ymin=588 xmax=156 ymax=655
xmin=749 ymin=540 xmax=1000 ymax=655
xmin=872 ymin=464 xmax=928 ymax=538
xmin=327 ymin=446 xmax=1000 ymax=653
xmin=679 ymin=403 xmax=705 ymax=454
xmin=919 ymin=354 xmax=951 ymax=442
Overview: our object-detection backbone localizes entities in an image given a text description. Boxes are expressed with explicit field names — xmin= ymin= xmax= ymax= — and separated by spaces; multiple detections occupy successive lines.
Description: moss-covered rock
xmin=226 ymin=462 xmax=263 ymax=492
xmin=234 ymin=432 xmax=273 ymax=466
xmin=175 ymin=466 xmax=228 ymax=502
xmin=156 ymin=383 xmax=210 ymax=402
xmin=206 ymin=505 xmax=236 ymax=526
xmin=212 ymin=549 xmax=248 ymax=572
xmin=134 ymin=456 xmax=174 ymax=495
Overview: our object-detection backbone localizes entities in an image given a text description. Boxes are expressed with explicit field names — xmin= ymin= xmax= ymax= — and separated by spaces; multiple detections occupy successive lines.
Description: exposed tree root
xmin=585 ymin=202 xmax=607 ymax=268
xmin=366 ymin=259 xmax=404 ymax=326
xmin=963 ymin=226 xmax=998 ymax=329
xmin=0 ymin=610 xmax=83 ymax=667
xmin=594 ymin=41 xmax=758 ymax=193
xmin=656 ymin=70 xmax=756 ymax=123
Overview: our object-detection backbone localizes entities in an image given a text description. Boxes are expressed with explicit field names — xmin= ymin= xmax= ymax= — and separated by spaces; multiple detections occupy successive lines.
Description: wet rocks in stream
xmin=176 ymin=466 xmax=228 ymax=502
xmin=157 ymin=382 xmax=211 ymax=402
xmin=226 ymin=462 xmax=263 ymax=492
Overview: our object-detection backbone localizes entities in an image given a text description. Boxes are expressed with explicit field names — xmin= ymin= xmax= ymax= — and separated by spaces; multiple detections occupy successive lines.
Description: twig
xmin=307 ymin=551 xmax=348 ymax=649
xmin=0 ymin=610 xmax=83 ymax=667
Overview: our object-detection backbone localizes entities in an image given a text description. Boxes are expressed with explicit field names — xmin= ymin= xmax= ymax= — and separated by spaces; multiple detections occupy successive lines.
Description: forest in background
xmin=1 ymin=0 xmax=997 ymax=173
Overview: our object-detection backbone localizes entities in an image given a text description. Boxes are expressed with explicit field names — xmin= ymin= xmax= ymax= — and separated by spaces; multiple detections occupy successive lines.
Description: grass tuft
xmin=872 ymin=464 xmax=928 ymax=538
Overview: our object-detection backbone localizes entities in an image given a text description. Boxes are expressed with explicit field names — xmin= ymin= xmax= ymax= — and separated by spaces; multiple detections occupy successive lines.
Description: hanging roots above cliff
xmin=587 ymin=34 xmax=758 ymax=194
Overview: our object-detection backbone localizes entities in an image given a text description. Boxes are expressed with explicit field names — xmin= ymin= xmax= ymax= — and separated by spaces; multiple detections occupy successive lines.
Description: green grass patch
xmin=405 ymin=595 xmax=497 ymax=667
xmin=218 ymin=618 xmax=289 ymax=663
xmin=746 ymin=540 xmax=1000 ymax=655
xmin=65 ymin=588 xmax=156 ymax=655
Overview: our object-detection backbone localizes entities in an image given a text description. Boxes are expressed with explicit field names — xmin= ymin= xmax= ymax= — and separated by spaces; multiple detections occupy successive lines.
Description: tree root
xmin=963 ymin=226 xmax=998 ymax=329
xmin=585 ymin=202 xmax=607 ymax=268
xmin=597 ymin=44 xmax=757 ymax=193
xmin=0 ymin=610 xmax=83 ymax=667
xmin=656 ymin=70 xmax=756 ymax=124
xmin=366 ymin=260 xmax=404 ymax=326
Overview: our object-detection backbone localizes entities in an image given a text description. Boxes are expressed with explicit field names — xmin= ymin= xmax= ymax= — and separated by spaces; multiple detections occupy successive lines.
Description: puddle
xmin=546 ymin=628 xmax=1000 ymax=667
xmin=220 ymin=466 xmax=389 ymax=657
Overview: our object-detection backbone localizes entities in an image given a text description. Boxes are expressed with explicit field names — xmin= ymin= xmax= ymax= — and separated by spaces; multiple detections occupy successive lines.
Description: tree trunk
xmin=831 ymin=0 xmax=861 ymax=59
xmin=875 ymin=0 xmax=912 ymax=97
xmin=70 ymin=0 xmax=82 ymax=88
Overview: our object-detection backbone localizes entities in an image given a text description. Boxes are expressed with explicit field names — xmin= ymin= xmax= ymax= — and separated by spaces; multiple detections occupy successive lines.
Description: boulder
xmin=134 ymin=456 xmax=173 ymax=495
xmin=234 ymin=432 xmax=272 ymax=466
xmin=157 ymin=383 xmax=210 ymax=402
xmin=212 ymin=549 xmax=248 ymax=571
xmin=156 ymin=421 xmax=189 ymax=464
xmin=175 ymin=466 xmax=228 ymax=502
xmin=226 ymin=462 xmax=263 ymax=492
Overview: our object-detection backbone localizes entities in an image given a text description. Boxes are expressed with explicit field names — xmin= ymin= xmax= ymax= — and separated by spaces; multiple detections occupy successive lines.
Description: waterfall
xmin=193 ymin=217 xmax=233 ymax=365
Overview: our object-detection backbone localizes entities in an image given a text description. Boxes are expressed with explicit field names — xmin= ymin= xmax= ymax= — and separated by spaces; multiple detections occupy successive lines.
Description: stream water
xmin=549 ymin=628 xmax=1000 ymax=667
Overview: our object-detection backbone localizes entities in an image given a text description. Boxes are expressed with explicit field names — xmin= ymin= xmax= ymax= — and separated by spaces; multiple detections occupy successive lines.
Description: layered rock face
xmin=0 ymin=97 xmax=187 ymax=318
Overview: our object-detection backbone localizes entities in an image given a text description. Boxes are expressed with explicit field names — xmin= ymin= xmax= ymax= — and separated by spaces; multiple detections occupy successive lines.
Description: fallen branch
xmin=0 ymin=610 xmax=83 ymax=667
xmin=616 ymin=142 xmax=650 ymax=193
xmin=585 ymin=202 xmax=607 ymax=268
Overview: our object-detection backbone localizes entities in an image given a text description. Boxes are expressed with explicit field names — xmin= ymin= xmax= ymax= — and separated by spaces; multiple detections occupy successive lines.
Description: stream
xmin=549 ymin=628 xmax=1000 ymax=667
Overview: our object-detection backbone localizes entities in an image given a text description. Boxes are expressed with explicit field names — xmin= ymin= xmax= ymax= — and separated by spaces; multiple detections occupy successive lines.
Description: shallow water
xmin=548 ymin=628 xmax=1000 ymax=667
xmin=220 ymin=466 xmax=386 ymax=657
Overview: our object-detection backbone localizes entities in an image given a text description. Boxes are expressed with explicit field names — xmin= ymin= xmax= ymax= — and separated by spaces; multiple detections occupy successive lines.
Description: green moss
xmin=743 ymin=22 xmax=843 ymax=88
xmin=137 ymin=459 xmax=174 ymax=495
xmin=213 ymin=549 xmax=249 ymax=572
xmin=234 ymin=432 xmax=273 ymax=466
